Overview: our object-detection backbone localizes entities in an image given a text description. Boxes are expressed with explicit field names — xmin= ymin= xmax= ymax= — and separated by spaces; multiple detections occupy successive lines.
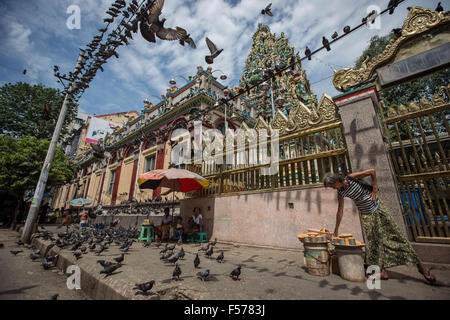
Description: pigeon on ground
xmin=80 ymin=247 xmax=87 ymax=254
xmin=33 ymin=249 xmax=41 ymax=255
xmin=177 ymin=247 xmax=185 ymax=260
xmin=0 ymin=243 xmax=4 ymax=248
xmin=49 ymin=294 xmax=59 ymax=300
xmin=172 ymin=264 xmax=181 ymax=281
xmin=322 ymin=36 xmax=331 ymax=51
xmin=46 ymin=255 xmax=58 ymax=263
xmin=160 ymin=244 xmax=169 ymax=254
xmin=134 ymin=280 xmax=155 ymax=294
xmin=114 ymin=254 xmax=124 ymax=263
xmin=166 ymin=254 xmax=179 ymax=265
xmin=42 ymin=262 xmax=54 ymax=270
xmin=194 ymin=253 xmax=200 ymax=269
xmin=205 ymin=246 xmax=213 ymax=257
xmin=17 ymin=240 xmax=24 ymax=246
xmin=197 ymin=269 xmax=210 ymax=282
xmin=230 ymin=265 xmax=242 ymax=281
xmin=198 ymin=243 xmax=210 ymax=252
xmin=120 ymin=245 xmax=130 ymax=252
xmin=205 ymin=37 xmax=223 ymax=64
xmin=216 ymin=251 xmax=224 ymax=263
xmin=143 ymin=240 xmax=151 ymax=247
xmin=73 ymin=251 xmax=82 ymax=260
xmin=436 ymin=2 xmax=444 ymax=12
xmin=29 ymin=253 xmax=40 ymax=261
xmin=97 ymin=260 xmax=113 ymax=268
xmin=210 ymin=238 xmax=217 ymax=247
xmin=160 ymin=252 xmax=172 ymax=260
xmin=100 ymin=263 xmax=122 ymax=277
xmin=261 ymin=3 xmax=273 ymax=16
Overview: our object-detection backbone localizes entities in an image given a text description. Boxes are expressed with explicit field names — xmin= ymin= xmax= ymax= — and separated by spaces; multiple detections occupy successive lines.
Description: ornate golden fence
xmin=381 ymin=85 xmax=450 ymax=243
xmin=187 ymin=94 xmax=351 ymax=197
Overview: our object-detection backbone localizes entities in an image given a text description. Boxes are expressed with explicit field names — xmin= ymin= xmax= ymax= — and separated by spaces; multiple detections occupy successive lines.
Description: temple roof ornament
xmin=332 ymin=6 xmax=450 ymax=92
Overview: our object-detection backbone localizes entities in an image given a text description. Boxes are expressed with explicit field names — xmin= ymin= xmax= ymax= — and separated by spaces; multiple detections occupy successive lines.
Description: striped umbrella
xmin=138 ymin=168 xmax=209 ymax=192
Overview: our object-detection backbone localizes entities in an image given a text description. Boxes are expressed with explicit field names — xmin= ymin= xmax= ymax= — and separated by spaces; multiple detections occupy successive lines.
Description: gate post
xmin=333 ymin=84 xmax=409 ymax=237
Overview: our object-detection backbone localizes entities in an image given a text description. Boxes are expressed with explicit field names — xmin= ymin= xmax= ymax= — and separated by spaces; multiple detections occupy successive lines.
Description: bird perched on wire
xmin=436 ymin=2 xmax=444 ymax=12
xmin=230 ymin=265 xmax=242 ymax=281
xmin=194 ymin=253 xmax=200 ymax=269
xmin=388 ymin=0 xmax=399 ymax=14
xmin=205 ymin=37 xmax=223 ymax=64
xmin=172 ymin=263 xmax=181 ymax=282
xmin=261 ymin=3 xmax=273 ymax=16
xmin=343 ymin=25 xmax=351 ymax=34
xmin=331 ymin=31 xmax=338 ymax=40
xmin=322 ymin=36 xmax=331 ymax=51
xmin=134 ymin=280 xmax=155 ymax=295
xmin=197 ymin=269 xmax=210 ymax=282
xmin=304 ymin=46 xmax=312 ymax=61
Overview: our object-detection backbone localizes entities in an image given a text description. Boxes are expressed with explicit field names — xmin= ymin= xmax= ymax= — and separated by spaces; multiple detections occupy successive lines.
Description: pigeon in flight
xmin=23 ymin=69 xmax=27 ymax=75
xmin=205 ymin=37 xmax=223 ymax=64
xmin=261 ymin=3 xmax=273 ymax=16
xmin=177 ymin=27 xmax=196 ymax=49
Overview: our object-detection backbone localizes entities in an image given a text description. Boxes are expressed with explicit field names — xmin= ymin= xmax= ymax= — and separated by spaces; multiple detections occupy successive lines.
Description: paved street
xmin=0 ymin=229 xmax=89 ymax=300
xmin=1 ymin=227 xmax=449 ymax=300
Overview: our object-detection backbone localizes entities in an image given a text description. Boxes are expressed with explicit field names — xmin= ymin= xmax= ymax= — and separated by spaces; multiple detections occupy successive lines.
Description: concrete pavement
xmin=1 ymin=226 xmax=450 ymax=300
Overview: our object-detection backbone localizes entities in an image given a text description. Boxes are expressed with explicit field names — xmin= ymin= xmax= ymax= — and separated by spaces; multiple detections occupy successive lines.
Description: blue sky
xmin=0 ymin=0 xmax=445 ymax=116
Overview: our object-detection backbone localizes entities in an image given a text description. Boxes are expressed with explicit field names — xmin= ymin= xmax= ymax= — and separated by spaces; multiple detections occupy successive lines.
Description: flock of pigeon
xmin=6 ymin=224 xmax=243 ymax=298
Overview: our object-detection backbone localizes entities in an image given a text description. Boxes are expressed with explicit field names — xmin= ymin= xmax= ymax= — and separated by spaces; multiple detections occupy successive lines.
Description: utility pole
xmin=21 ymin=51 xmax=87 ymax=243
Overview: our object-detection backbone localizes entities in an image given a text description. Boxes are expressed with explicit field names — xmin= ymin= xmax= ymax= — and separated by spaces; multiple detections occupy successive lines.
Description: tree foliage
xmin=0 ymin=82 xmax=78 ymax=141
xmin=355 ymin=34 xmax=450 ymax=140
xmin=0 ymin=135 xmax=75 ymax=194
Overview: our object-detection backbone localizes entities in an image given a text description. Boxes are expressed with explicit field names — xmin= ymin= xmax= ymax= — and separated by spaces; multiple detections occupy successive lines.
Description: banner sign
xmin=85 ymin=117 xmax=120 ymax=144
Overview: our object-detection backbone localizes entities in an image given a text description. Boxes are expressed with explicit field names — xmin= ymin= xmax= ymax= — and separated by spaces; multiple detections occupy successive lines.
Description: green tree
xmin=0 ymin=135 xmax=75 ymax=228
xmin=355 ymin=34 xmax=450 ymax=140
xmin=0 ymin=82 xmax=78 ymax=141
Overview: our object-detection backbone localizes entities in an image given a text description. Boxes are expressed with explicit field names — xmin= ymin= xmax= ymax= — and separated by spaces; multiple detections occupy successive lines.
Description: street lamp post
xmin=21 ymin=51 xmax=87 ymax=243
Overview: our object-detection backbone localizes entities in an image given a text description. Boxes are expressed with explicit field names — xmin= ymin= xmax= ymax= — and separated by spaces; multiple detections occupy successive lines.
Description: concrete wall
xmin=180 ymin=187 xmax=364 ymax=249
xmin=334 ymin=85 xmax=408 ymax=237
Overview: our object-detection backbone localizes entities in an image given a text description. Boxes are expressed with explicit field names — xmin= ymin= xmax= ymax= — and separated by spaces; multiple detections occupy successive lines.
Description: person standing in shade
xmin=323 ymin=169 xmax=436 ymax=285
xmin=161 ymin=207 xmax=172 ymax=241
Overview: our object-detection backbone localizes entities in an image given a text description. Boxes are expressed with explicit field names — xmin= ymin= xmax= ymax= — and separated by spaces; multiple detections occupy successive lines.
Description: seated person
xmin=160 ymin=207 xmax=172 ymax=241
xmin=188 ymin=207 xmax=203 ymax=240
xmin=174 ymin=216 xmax=184 ymax=241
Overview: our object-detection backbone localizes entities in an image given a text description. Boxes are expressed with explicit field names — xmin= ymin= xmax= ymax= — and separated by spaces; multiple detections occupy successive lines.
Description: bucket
xmin=335 ymin=246 xmax=366 ymax=282
xmin=303 ymin=242 xmax=330 ymax=276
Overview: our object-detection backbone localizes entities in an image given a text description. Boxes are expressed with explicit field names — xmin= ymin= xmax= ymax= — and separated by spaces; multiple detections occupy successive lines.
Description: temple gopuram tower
xmin=239 ymin=24 xmax=317 ymax=122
